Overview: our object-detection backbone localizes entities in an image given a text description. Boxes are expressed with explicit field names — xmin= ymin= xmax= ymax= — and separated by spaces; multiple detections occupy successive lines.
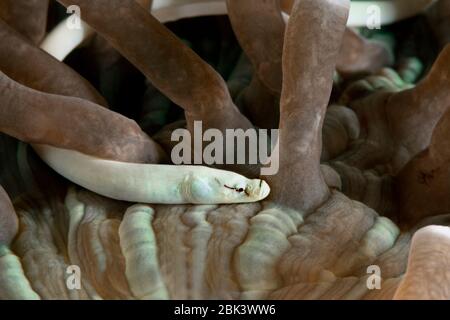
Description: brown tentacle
xmin=238 ymin=77 xmax=280 ymax=129
xmin=336 ymin=28 xmax=393 ymax=78
xmin=280 ymin=0 xmax=294 ymax=14
xmin=427 ymin=0 xmax=450 ymax=49
xmin=0 ymin=19 xmax=166 ymax=164
xmin=396 ymin=111 xmax=450 ymax=226
xmin=136 ymin=0 xmax=153 ymax=9
xmin=0 ymin=0 xmax=49 ymax=45
xmin=394 ymin=226 xmax=450 ymax=300
xmin=385 ymin=45 xmax=450 ymax=168
xmin=392 ymin=46 xmax=450 ymax=225
xmin=0 ymin=185 xmax=18 ymax=246
xmin=266 ymin=0 xmax=350 ymax=212
xmin=227 ymin=0 xmax=284 ymax=94
xmin=281 ymin=0 xmax=393 ymax=78
xmin=226 ymin=0 xmax=284 ymax=129
xmin=56 ymin=0 xmax=252 ymax=134
xmin=0 ymin=71 xmax=165 ymax=164
xmin=227 ymin=1 xmax=389 ymax=129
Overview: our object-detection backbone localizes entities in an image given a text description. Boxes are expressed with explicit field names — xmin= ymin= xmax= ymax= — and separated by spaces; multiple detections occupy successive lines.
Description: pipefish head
xmin=183 ymin=168 xmax=270 ymax=204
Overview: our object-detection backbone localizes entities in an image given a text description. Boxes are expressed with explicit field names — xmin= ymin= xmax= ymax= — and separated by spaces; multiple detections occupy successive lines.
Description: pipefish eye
xmin=224 ymin=184 xmax=248 ymax=195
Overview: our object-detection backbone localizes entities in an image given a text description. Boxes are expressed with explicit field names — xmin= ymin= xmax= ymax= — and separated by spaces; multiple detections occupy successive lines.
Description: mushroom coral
xmin=0 ymin=0 xmax=450 ymax=300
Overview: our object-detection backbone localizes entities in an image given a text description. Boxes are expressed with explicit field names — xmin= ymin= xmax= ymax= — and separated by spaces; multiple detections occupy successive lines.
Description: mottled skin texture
xmin=227 ymin=0 xmax=284 ymax=95
xmin=226 ymin=0 xmax=283 ymax=129
xmin=0 ymin=0 xmax=450 ymax=300
xmin=264 ymin=0 xmax=349 ymax=212
xmin=0 ymin=19 xmax=166 ymax=164
xmin=337 ymin=28 xmax=393 ymax=79
xmin=56 ymin=0 xmax=252 ymax=135
xmin=0 ymin=19 xmax=107 ymax=107
xmin=335 ymin=45 xmax=450 ymax=175
xmin=0 ymin=0 xmax=49 ymax=45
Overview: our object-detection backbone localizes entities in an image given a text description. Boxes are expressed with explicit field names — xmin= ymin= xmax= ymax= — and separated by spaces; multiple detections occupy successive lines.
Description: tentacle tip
xmin=413 ymin=225 xmax=450 ymax=243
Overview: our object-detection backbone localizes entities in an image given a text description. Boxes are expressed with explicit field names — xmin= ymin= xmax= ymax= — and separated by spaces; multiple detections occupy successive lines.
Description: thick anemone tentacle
xmin=6 ymin=9 xmax=269 ymax=206
xmin=427 ymin=0 xmax=450 ymax=49
xmin=56 ymin=0 xmax=253 ymax=136
xmin=396 ymin=107 xmax=450 ymax=225
xmin=283 ymin=0 xmax=437 ymax=27
xmin=0 ymin=19 xmax=166 ymax=164
xmin=0 ymin=71 xmax=165 ymax=165
xmin=226 ymin=1 xmax=391 ymax=129
xmin=226 ymin=0 xmax=283 ymax=129
xmin=266 ymin=0 xmax=350 ymax=212
xmin=336 ymin=28 xmax=393 ymax=78
xmin=0 ymin=185 xmax=40 ymax=300
xmin=0 ymin=0 xmax=49 ymax=45
xmin=384 ymin=44 xmax=450 ymax=171
xmin=321 ymin=105 xmax=360 ymax=162
xmin=340 ymin=45 xmax=450 ymax=174
xmin=394 ymin=226 xmax=450 ymax=299
xmin=227 ymin=0 xmax=284 ymax=94
xmin=236 ymin=76 xmax=280 ymax=129
xmin=330 ymin=46 xmax=450 ymax=225
xmin=0 ymin=185 xmax=18 ymax=246
xmin=0 ymin=72 xmax=161 ymax=166
xmin=281 ymin=0 xmax=393 ymax=78
xmin=0 ymin=19 xmax=106 ymax=107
